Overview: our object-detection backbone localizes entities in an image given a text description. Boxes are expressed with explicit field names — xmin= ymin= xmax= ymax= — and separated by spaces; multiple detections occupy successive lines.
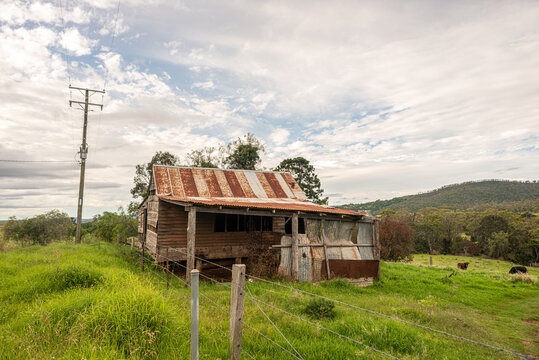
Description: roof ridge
xmin=153 ymin=164 xmax=290 ymax=175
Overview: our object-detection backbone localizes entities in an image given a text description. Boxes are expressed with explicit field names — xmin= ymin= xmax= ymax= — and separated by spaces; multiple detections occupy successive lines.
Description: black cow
xmin=509 ymin=266 xmax=527 ymax=274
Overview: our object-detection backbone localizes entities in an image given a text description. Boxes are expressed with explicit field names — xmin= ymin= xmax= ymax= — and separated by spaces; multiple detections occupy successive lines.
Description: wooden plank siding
xmin=155 ymin=200 xmax=281 ymax=260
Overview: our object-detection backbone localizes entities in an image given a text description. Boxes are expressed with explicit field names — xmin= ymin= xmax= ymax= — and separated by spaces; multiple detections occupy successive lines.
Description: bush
xmin=302 ymin=298 xmax=337 ymax=320
xmin=509 ymin=273 xmax=537 ymax=284
xmin=3 ymin=210 xmax=74 ymax=246
xmin=379 ymin=218 xmax=414 ymax=261
xmin=93 ymin=208 xmax=137 ymax=243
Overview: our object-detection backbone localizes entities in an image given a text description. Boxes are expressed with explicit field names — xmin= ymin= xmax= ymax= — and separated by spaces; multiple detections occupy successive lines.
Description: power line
xmin=0 ymin=159 xmax=74 ymax=163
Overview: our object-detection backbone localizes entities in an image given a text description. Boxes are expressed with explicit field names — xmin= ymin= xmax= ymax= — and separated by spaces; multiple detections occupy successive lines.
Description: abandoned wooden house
xmin=138 ymin=165 xmax=380 ymax=283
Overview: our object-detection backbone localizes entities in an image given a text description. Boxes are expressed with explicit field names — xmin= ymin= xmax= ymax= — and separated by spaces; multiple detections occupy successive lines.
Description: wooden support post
xmin=195 ymin=259 xmax=202 ymax=271
xmin=131 ymin=237 xmax=134 ymax=248
xmin=429 ymin=256 xmax=433 ymax=266
xmin=291 ymin=213 xmax=299 ymax=280
xmin=187 ymin=207 xmax=197 ymax=286
xmin=229 ymin=264 xmax=246 ymax=360
xmin=321 ymin=219 xmax=331 ymax=280
xmin=191 ymin=270 xmax=199 ymax=360
xmin=235 ymin=257 xmax=242 ymax=264
xmin=166 ymin=247 xmax=170 ymax=290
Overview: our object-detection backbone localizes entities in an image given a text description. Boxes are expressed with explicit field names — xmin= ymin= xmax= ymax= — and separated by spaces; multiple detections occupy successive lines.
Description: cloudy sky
xmin=0 ymin=0 xmax=538 ymax=219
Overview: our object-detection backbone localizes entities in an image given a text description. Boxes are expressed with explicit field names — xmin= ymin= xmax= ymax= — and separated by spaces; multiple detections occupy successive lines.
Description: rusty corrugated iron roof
xmin=153 ymin=166 xmax=364 ymax=217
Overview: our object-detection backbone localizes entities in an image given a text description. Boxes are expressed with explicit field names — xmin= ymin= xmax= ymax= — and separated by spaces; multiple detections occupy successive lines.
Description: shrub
xmin=93 ymin=208 xmax=137 ymax=243
xmin=3 ymin=210 xmax=74 ymax=246
xmin=302 ymin=298 xmax=337 ymax=320
xmin=379 ymin=218 xmax=414 ymax=261
xmin=509 ymin=273 xmax=537 ymax=284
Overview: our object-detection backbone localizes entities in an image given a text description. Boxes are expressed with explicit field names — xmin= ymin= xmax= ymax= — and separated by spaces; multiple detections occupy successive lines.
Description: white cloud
xmin=60 ymin=27 xmax=96 ymax=56
xmin=269 ymin=128 xmax=290 ymax=146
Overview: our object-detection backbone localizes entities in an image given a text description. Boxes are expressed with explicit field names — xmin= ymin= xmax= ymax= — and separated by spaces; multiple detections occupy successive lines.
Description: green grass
xmin=1 ymin=243 xmax=538 ymax=359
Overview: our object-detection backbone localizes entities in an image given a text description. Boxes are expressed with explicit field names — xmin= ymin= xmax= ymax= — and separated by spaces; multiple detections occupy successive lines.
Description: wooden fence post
xmin=229 ymin=264 xmax=246 ymax=360
xmin=430 ymin=256 xmax=433 ymax=266
xmin=142 ymin=239 xmax=145 ymax=271
xmin=291 ymin=213 xmax=299 ymax=280
xmin=191 ymin=269 xmax=199 ymax=360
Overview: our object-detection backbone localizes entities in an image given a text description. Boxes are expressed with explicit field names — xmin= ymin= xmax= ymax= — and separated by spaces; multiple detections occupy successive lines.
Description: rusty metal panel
xmin=168 ymin=167 xmax=185 ymax=198
xmin=245 ymin=171 xmax=268 ymax=198
xmin=203 ymin=169 xmax=224 ymax=197
xmin=236 ymin=171 xmax=256 ymax=198
xmin=214 ymin=170 xmax=233 ymax=197
xmin=274 ymin=173 xmax=295 ymax=198
xmin=179 ymin=168 xmax=199 ymax=197
xmin=256 ymin=172 xmax=277 ymax=198
xmin=264 ymin=172 xmax=287 ymax=198
xmin=192 ymin=168 xmax=211 ymax=198
xmin=281 ymin=172 xmax=306 ymax=200
xmin=154 ymin=166 xmax=172 ymax=195
xmin=321 ymin=260 xmax=379 ymax=279
xmin=223 ymin=170 xmax=246 ymax=197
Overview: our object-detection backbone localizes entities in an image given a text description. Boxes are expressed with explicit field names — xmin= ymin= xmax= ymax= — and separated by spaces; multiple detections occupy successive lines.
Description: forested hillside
xmin=340 ymin=180 xmax=539 ymax=213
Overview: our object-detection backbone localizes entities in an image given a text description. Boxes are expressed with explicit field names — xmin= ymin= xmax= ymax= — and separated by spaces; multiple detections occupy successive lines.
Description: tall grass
xmin=0 ymin=243 xmax=537 ymax=359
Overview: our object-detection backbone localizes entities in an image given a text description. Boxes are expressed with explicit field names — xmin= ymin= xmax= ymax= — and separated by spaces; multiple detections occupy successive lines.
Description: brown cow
xmin=457 ymin=262 xmax=469 ymax=270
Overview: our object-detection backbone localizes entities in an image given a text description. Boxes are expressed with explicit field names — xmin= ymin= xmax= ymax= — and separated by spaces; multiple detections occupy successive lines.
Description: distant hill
xmin=339 ymin=180 xmax=539 ymax=213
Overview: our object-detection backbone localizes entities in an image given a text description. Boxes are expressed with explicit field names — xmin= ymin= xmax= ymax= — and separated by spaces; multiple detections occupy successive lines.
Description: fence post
xmin=430 ymin=256 xmax=433 ymax=266
xmin=131 ymin=237 xmax=134 ymax=248
xmin=166 ymin=247 xmax=170 ymax=290
xmin=142 ymin=240 xmax=145 ymax=271
xmin=229 ymin=264 xmax=246 ymax=360
xmin=191 ymin=269 xmax=199 ymax=360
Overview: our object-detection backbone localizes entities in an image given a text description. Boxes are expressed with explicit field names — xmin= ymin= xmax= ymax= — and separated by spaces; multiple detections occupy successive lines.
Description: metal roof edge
xmin=152 ymin=164 xmax=291 ymax=175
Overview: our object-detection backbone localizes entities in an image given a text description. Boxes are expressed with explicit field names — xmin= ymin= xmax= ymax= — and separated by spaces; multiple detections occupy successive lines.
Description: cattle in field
xmin=457 ymin=262 xmax=469 ymax=270
xmin=509 ymin=266 xmax=527 ymax=274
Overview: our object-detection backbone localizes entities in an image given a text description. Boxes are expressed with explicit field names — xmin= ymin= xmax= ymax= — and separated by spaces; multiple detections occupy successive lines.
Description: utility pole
xmin=69 ymin=85 xmax=104 ymax=243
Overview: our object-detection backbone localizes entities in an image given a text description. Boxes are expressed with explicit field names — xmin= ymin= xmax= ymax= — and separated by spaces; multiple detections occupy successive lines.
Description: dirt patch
xmin=522 ymin=318 xmax=538 ymax=324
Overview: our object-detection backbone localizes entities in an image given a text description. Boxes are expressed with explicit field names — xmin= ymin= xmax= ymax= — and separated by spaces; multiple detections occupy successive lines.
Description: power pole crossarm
xmin=71 ymin=86 xmax=104 ymax=244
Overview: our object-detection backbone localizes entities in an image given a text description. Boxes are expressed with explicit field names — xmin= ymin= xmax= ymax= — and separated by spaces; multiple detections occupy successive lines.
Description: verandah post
xmin=191 ymin=269 xmax=199 ymax=360
xmin=229 ymin=264 xmax=246 ymax=360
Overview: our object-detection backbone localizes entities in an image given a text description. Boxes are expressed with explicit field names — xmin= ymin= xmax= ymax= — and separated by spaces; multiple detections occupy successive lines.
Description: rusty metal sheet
xmin=203 ymin=169 xmax=224 ymax=198
xmin=274 ymin=172 xmax=295 ymax=198
xmin=223 ymin=170 xmax=246 ymax=197
xmin=192 ymin=169 xmax=211 ymax=198
xmin=264 ymin=172 xmax=287 ymax=198
xmin=214 ymin=170 xmax=233 ymax=197
xmin=154 ymin=166 xmax=172 ymax=195
xmin=235 ymin=171 xmax=256 ymax=198
xmin=178 ymin=168 xmax=199 ymax=197
xmin=245 ymin=171 xmax=268 ymax=198
xmin=281 ymin=172 xmax=306 ymax=199
xmin=168 ymin=167 xmax=185 ymax=198
xmin=256 ymin=172 xmax=277 ymax=198
xmin=321 ymin=260 xmax=379 ymax=279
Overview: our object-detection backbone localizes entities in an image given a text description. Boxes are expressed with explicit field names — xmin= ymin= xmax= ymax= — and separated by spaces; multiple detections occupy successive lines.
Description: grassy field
xmin=411 ymin=254 xmax=539 ymax=276
xmin=0 ymin=243 xmax=537 ymax=359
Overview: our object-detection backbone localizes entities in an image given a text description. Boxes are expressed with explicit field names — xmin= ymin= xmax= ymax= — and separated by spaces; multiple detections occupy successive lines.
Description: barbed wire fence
xmin=118 ymin=239 xmax=535 ymax=360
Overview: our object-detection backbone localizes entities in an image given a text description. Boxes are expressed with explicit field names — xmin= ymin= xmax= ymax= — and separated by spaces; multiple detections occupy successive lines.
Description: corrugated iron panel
xmin=223 ymin=170 xmax=246 ymax=197
xmin=245 ymin=171 xmax=268 ymax=198
xmin=256 ymin=172 xmax=277 ymax=198
xmin=203 ymin=169 xmax=224 ymax=198
xmin=169 ymin=167 xmax=185 ymax=198
xmin=214 ymin=170 xmax=233 ymax=197
xmin=179 ymin=168 xmax=199 ymax=197
xmin=274 ymin=172 xmax=296 ymax=198
xmin=154 ymin=167 xmax=171 ymax=195
xmin=264 ymin=172 xmax=287 ymax=198
xmin=281 ymin=172 xmax=306 ymax=200
xmin=192 ymin=169 xmax=211 ymax=198
xmin=235 ymin=171 xmax=257 ymax=198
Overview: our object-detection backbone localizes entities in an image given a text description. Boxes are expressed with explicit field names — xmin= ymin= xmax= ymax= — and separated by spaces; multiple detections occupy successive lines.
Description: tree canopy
xmin=274 ymin=157 xmax=327 ymax=204
xmin=223 ymin=133 xmax=265 ymax=170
